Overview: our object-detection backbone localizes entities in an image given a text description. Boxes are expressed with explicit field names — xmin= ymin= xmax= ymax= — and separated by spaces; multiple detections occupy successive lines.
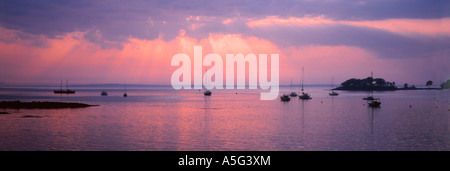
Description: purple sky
xmin=0 ymin=0 xmax=449 ymax=86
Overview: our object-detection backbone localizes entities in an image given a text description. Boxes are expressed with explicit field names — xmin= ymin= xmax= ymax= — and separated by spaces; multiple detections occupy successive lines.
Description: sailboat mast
xmin=204 ymin=68 xmax=207 ymax=90
xmin=301 ymin=67 xmax=304 ymax=92
xmin=66 ymin=80 xmax=68 ymax=90
xmin=290 ymin=78 xmax=292 ymax=92
xmin=371 ymin=71 xmax=374 ymax=97
xmin=331 ymin=76 xmax=334 ymax=89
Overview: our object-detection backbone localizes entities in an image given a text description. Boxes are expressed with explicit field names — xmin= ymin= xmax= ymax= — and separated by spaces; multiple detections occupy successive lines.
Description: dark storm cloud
xmin=248 ymin=23 xmax=450 ymax=59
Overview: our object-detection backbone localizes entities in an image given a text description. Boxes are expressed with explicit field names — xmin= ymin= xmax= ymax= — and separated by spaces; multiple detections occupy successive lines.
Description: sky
xmin=0 ymin=0 xmax=449 ymax=86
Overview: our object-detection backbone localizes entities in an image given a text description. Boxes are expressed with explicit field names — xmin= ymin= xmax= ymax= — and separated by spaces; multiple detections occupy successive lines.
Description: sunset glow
xmin=0 ymin=0 xmax=448 ymax=86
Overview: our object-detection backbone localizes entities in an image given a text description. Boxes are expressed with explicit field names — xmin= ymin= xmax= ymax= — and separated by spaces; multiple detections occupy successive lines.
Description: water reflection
xmin=202 ymin=95 xmax=211 ymax=150
xmin=367 ymin=107 xmax=380 ymax=150
xmin=0 ymin=86 xmax=448 ymax=150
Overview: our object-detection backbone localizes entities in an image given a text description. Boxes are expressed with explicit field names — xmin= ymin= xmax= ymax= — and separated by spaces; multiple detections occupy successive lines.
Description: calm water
xmin=0 ymin=85 xmax=448 ymax=151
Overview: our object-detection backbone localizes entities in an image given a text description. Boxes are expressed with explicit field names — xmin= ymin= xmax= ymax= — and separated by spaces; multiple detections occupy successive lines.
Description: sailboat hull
xmin=299 ymin=94 xmax=311 ymax=99
xmin=280 ymin=95 xmax=291 ymax=101
xmin=54 ymin=80 xmax=75 ymax=94
xmin=329 ymin=92 xmax=339 ymax=96
xmin=54 ymin=90 xmax=75 ymax=94
xmin=368 ymin=101 xmax=381 ymax=107
xmin=204 ymin=91 xmax=212 ymax=96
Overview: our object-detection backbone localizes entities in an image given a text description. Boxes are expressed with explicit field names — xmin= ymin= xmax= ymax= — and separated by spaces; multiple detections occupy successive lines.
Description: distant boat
xmin=280 ymin=94 xmax=291 ymax=101
xmin=329 ymin=76 xmax=339 ymax=96
xmin=204 ymin=90 xmax=212 ymax=96
xmin=366 ymin=72 xmax=381 ymax=107
xmin=203 ymin=68 xmax=212 ymax=96
xmin=101 ymin=91 xmax=108 ymax=96
xmin=289 ymin=78 xmax=298 ymax=97
xmin=123 ymin=82 xmax=128 ymax=97
xmin=329 ymin=91 xmax=339 ymax=96
xmin=368 ymin=98 xmax=381 ymax=107
xmin=299 ymin=67 xmax=312 ymax=100
xmin=54 ymin=80 xmax=75 ymax=94
xmin=299 ymin=92 xmax=312 ymax=100
xmin=363 ymin=96 xmax=375 ymax=100
xmin=363 ymin=72 xmax=375 ymax=100
xmin=290 ymin=92 xmax=298 ymax=97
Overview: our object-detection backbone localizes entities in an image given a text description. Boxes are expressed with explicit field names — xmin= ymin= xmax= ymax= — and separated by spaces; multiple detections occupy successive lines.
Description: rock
xmin=0 ymin=101 xmax=99 ymax=109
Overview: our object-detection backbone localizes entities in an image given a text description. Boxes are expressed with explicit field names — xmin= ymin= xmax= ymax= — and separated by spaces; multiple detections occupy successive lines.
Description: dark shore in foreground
xmin=0 ymin=101 xmax=98 ymax=109
xmin=333 ymin=87 xmax=443 ymax=91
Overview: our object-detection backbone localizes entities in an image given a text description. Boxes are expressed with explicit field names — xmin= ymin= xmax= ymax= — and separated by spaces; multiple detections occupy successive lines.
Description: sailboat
xmin=368 ymin=98 xmax=381 ymax=107
xmin=203 ymin=69 xmax=212 ymax=96
xmin=54 ymin=80 xmax=75 ymax=94
xmin=299 ymin=67 xmax=312 ymax=100
xmin=101 ymin=91 xmax=108 ymax=96
xmin=123 ymin=82 xmax=128 ymax=97
xmin=329 ymin=76 xmax=339 ymax=96
xmin=363 ymin=72 xmax=375 ymax=100
xmin=204 ymin=90 xmax=212 ymax=96
xmin=280 ymin=94 xmax=291 ymax=101
xmin=289 ymin=78 xmax=298 ymax=97
xmin=366 ymin=72 xmax=381 ymax=107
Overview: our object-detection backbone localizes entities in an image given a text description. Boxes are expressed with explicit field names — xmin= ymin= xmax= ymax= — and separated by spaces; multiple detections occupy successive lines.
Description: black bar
xmin=1 ymin=151 xmax=445 ymax=169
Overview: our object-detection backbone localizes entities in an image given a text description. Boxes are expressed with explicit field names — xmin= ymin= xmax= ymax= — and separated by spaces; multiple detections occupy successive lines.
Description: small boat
xmin=329 ymin=91 xmax=339 ymax=96
xmin=101 ymin=91 xmax=108 ymax=96
xmin=123 ymin=82 xmax=128 ymax=97
xmin=366 ymin=72 xmax=381 ymax=107
xmin=363 ymin=96 xmax=375 ymax=100
xmin=363 ymin=72 xmax=375 ymax=100
xmin=280 ymin=94 xmax=291 ymax=101
xmin=329 ymin=76 xmax=339 ymax=96
xmin=54 ymin=80 xmax=75 ymax=94
xmin=203 ymin=68 xmax=212 ymax=96
xmin=204 ymin=90 xmax=212 ymax=96
xmin=54 ymin=89 xmax=75 ymax=94
xmin=289 ymin=78 xmax=297 ymax=97
xmin=299 ymin=92 xmax=312 ymax=99
xmin=298 ymin=67 xmax=311 ymax=100
xmin=368 ymin=98 xmax=381 ymax=107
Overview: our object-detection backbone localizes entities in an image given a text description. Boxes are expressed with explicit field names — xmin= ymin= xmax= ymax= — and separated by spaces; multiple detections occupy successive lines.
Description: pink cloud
xmin=247 ymin=15 xmax=333 ymax=27
xmin=247 ymin=16 xmax=450 ymax=36
xmin=0 ymin=26 xmax=446 ymax=86
xmin=222 ymin=17 xmax=237 ymax=25
xmin=0 ymin=28 xmax=281 ymax=85
xmin=342 ymin=18 xmax=450 ymax=36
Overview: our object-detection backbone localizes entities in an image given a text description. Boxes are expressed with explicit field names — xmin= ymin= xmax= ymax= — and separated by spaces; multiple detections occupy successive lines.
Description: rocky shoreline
xmin=0 ymin=101 xmax=98 ymax=109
